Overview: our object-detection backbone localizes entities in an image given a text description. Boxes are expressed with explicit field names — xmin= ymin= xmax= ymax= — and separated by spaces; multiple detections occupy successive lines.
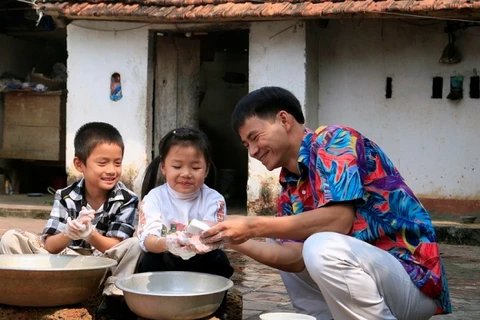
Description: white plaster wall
xmin=315 ymin=19 xmax=480 ymax=199
xmin=66 ymin=21 xmax=151 ymax=193
xmin=248 ymin=21 xmax=307 ymax=209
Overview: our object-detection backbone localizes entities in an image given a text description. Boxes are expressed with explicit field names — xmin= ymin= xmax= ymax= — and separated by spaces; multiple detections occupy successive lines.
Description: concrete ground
xmin=1 ymin=194 xmax=479 ymax=319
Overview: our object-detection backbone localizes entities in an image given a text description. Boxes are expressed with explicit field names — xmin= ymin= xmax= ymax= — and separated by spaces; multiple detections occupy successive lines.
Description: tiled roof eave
xmin=38 ymin=1 xmax=480 ymax=23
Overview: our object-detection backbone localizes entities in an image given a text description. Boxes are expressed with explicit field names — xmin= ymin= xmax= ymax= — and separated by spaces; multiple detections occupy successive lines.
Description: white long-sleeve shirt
xmin=137 ymin=183 xmax=226 ymax=252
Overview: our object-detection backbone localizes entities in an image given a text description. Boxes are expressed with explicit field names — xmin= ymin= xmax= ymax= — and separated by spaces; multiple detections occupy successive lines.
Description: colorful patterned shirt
xmin=43 ymin=178 xmax=138 ymax=249
xmin=278 ymin=126 xmax=451 ymax=314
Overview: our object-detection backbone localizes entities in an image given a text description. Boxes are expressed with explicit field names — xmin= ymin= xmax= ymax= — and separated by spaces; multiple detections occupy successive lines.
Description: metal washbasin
xmin=260 ymin=312 xmax=316 ymax=320
xmin=0 ymin=254 xmax=117 ymax=307
xmin=116 ymin=271 xmax=234 ymax=320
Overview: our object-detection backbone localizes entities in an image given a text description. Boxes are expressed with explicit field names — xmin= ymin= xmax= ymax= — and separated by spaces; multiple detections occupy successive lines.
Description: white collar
xmin=166 ymin=183 xmax=200 ymax=201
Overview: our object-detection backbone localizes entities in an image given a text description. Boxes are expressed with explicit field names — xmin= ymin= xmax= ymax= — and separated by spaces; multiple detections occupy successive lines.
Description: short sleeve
xmin=42 ymin=190 xmax=69 ymax=236
xmin=137 ymin=191 xmax=165 ymax=252
xmin=312 ymin=126 xmax=366 ymax=206
xmin=200 ymin=190 xmax=227 ymax=223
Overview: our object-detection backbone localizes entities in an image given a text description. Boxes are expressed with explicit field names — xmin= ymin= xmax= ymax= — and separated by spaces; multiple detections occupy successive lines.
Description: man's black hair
xmin=231 ymin=86 xmax=305 ymax=133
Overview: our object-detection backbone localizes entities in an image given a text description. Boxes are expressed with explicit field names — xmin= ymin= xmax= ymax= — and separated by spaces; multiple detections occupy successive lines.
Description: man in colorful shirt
xmin=202 ymin=86 xmax=451 ymax=319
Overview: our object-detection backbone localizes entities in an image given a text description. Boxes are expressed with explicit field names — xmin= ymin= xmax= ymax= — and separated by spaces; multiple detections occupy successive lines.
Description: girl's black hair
xmin=141 ymin=127 xmax=213 ymax=198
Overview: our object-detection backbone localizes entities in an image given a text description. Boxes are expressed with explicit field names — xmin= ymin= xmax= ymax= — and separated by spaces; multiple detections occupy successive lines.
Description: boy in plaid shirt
xmin=0 ymin=122 xmax=141 ymax=320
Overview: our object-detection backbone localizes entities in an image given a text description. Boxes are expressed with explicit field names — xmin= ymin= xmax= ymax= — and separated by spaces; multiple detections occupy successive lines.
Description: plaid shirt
xmin=43 ymin=178 xmax=138 ymax=249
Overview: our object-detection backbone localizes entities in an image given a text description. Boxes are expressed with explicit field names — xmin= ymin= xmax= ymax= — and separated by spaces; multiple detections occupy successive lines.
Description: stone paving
xmin=0 ymin=194 xmax=479 ymax=320
xmin=232 ymin=243 xmax=480 ymax=320
xmin=433 ymin=244 xmax=480 ymax=320
xmin=228 ymin=249 xmax=295 ymax=319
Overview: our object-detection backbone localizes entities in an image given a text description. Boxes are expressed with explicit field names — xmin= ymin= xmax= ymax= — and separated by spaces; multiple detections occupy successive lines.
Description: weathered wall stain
xmin=66 ymin=166 xmax=80 ymax=185
xmin=420 ymin=198 xmax=480 ymax=216
xmin=247 ymin=176 xmax=280 ymax=216
xmin=120 ymin=165 xmax=142 ymax=191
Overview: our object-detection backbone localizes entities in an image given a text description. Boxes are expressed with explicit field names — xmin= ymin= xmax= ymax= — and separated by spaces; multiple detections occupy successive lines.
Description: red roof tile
xmin=38 ymin=0 xmax=480 ymax=22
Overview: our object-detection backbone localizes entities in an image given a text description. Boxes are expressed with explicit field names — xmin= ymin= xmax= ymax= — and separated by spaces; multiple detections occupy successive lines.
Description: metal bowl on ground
xmin=260 ymin=312 xmax=316 ymax=320
xmin=116 ymin=271 xmax=234 ymax=320
xmin=0 ymin=254 xmax=117 ymax=307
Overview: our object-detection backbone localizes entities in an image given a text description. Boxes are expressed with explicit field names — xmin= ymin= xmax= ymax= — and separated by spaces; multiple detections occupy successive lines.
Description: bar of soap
xmin=187 ymin=219 xmax=211 ymax=235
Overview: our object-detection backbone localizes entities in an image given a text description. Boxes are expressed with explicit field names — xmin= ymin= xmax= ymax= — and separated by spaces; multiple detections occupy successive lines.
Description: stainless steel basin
xmin=116 ymin=271 xmax=234 ymax=320
xmin=0 ymin=254 xmax=117 ymax=307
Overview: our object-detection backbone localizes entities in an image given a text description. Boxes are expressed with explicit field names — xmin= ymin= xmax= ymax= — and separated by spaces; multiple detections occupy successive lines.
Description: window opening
xmin=470 ymin=76 xmax=479 ymax=99
xmin=432 ymin=77 xmax=443 ymax=99
xmin=385 ymin=77 xmax=392 ymax=99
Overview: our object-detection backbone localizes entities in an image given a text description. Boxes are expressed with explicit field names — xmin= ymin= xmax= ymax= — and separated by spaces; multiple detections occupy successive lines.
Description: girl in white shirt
xmin=136 ymin=127 xmax=233 ymax=318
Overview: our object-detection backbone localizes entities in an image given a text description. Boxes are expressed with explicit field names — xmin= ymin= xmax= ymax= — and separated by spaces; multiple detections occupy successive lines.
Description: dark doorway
xmin=152 ymin=30 xmax=249 ymax=213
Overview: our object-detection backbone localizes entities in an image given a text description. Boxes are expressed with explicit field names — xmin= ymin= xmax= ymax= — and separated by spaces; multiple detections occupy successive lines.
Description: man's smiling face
xmin=238 ymin=114 xmax=291 ymax=171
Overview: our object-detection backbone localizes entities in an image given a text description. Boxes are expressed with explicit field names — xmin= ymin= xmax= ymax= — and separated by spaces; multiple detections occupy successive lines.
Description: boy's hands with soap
xmin=64 ymin=206 xmax=95 ymax=240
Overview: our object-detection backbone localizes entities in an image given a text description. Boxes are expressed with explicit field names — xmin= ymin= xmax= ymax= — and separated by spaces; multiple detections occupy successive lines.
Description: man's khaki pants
xmin=0 ymin=229 xmax=143 ymax=296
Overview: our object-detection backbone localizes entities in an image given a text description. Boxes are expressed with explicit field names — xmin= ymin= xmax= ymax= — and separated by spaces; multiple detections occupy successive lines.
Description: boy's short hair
xmin=74 ymin=122 xmax=124 ymax=163
xmin=231 ymin=86 xmax=305 ymax=133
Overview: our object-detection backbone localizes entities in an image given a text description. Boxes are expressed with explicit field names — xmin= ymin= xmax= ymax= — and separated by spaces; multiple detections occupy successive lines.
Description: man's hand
xmin=185 ymin=234 xmax=222 ymax=254
xmin=201 ymin=216 xmax=255 ymax=245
